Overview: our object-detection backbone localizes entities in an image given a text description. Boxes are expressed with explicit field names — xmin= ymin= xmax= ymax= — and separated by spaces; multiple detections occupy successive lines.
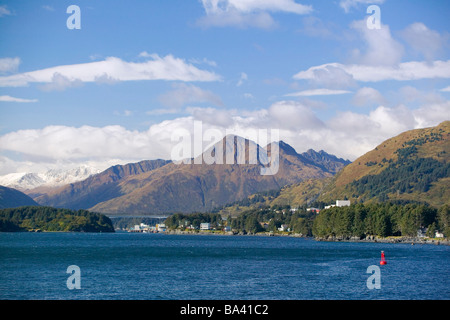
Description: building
xmin=336 ymin=200 xmax=351 ymax=207
xmin=200 ymin=223 xmax=211 ymax=230
xmin=324 ymin=200 xmax=351 ymax=210
xmin=435 ymin=231 xmax=444 ymax=238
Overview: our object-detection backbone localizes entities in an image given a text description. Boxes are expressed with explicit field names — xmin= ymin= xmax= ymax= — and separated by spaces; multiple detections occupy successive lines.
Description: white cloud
xmin=0 ymin=5 xmax=12 ymax=17
xmin=285 ymin=88 xmax=352 ymax=97
xmin=441 ymin=86 xmax=450 ymax=92
xmin=339 ymin=0 xmax=385 ymax=13
xmin=0 ymin=55 xmax=222 ymax=87
xmin=267 ymin=100 xmax=324 ymax=130
xmin=412 ymin=101 xmax=450 ymax=128
xmin=198 ymin=0 xmax=312 ymax=29
xmin=185 ymin=106 xmax=235 ymax=127
xmin=400 ymin=22 xmax=448 ymax=61
xmin=294 ymin=60 xmax=450 ymax=83
xmin=0 ymin=95 xmax=38 ymax=103
xmin=158 ymin=83 xmax=223 ymax=108
xmin=351 ymin=87 xmax=385 ymax=107
xmin=350 ymin=19 xmax=404 ymax=66
xmin=294 ymin=64 xmax=357 ymax=89
xmin=0 ymin=57 xmax=20 ymax=74
xmin=39 ymin=73 xmax=84 ymax=91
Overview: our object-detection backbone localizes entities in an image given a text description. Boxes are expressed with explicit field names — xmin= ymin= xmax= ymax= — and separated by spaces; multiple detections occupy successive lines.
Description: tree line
xmin=164 ymin=202 xmax=449 ymax=239
xmin=312 ymin=203 xmax=449 ymax=239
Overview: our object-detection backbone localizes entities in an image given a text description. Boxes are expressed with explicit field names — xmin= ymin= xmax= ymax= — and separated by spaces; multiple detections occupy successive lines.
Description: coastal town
xmin=125 ymin=200 xmax=448 ymax=243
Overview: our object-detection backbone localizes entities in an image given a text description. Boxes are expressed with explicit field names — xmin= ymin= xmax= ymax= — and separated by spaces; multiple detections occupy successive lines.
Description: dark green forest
xmin=0 ymin=206 xmax=115 ymax=232
xmin=350 ymin=137 xmax=449 ymax=202
xmin=312 ymin=203 xmax=449 ymax=238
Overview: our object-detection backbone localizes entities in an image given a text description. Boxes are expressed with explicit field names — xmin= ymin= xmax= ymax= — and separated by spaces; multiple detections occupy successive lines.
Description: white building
xmin=435 ymin=231 xmax=444 ymax=238
xmin=200 ymin=223 xmax=211 ymax=230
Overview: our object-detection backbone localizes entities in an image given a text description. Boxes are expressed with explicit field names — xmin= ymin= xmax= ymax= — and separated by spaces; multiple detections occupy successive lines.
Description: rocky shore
xmin=315 ymin=235 xmax=450 ymax=245
xmin=164 ymin=229 xmax=450 ymax=245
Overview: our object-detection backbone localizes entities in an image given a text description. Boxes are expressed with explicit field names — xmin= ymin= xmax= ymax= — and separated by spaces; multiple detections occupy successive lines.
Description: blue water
xmin=0 ymin=232 xmax=449 ymax=300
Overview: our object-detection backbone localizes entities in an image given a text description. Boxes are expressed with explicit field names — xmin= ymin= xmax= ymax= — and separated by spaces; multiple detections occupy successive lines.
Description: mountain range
xmin=24 ymin=135 xmax=349 ymax=215
xmin=0 ymin=165 xmax=101 ymax=191
xmin=2 ymin=121 xmax=447 ymax=214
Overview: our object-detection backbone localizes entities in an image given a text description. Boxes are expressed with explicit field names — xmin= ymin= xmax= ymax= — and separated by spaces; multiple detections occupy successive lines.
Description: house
xmin=435 ymin=231 xmax=444 ymax=238
xmin=157 ymin=223 xmax=166 ymax=232
xmin=200 ymin=223 xmax=211 ymax=230
xmin=307 ymin=207 xmax=320 ymax=213
xmin=223 ymin=226 xmax=231 ymax=232
xmin=278 ymin=224 xmax=289 ymax=232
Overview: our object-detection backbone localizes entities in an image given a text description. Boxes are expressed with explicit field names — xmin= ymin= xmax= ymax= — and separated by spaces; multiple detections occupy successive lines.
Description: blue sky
xmin=0 ymin=0 xmax=449 ymax=175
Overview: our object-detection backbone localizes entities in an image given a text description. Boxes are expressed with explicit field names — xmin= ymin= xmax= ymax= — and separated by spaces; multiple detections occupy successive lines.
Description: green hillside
xmin=0 ymin=206 xmax=114 ymax=232
xmin=317 ymin=121 xmax=450 ymax=207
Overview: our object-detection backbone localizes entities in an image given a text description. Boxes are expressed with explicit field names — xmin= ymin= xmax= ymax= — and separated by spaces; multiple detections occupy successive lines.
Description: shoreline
xmin=163 ymin=229 xmax=450 ymax=245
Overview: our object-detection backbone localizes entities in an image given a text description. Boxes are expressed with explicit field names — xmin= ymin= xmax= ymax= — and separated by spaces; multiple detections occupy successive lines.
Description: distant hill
xmin=0 ymin=186 xmax=39 ymax=209
xmin=33 ymin=136 xmax=349 ymax=215
xmin=0 ymin=206 xmax=114 ymax=232
xmin=317 ymin=121 xmax=450 ymax=207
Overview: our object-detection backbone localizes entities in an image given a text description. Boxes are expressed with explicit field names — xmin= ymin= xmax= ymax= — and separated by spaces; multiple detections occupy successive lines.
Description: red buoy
xmin=380 ymin=251 xmax=387 ymax=265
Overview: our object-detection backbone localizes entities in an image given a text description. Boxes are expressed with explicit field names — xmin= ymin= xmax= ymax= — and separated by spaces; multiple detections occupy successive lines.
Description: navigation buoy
xmin=380 ymin=251 xmax=387 ymax=265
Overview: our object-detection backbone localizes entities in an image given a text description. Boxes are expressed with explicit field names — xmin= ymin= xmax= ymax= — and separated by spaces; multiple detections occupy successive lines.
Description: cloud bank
xmin=0 ymin=54 xmax=222 ymax=88
xmin=1 ymin=99 xmax=447 ymax=175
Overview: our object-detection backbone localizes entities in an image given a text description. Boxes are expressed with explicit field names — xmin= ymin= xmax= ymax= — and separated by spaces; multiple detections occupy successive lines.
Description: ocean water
xmin=0 ymin=232 xmax=449 ymax=300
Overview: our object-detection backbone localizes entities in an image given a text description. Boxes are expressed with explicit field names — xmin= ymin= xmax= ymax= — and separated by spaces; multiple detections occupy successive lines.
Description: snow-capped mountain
xmin=0 ymin=166 xmax=101 ymax=191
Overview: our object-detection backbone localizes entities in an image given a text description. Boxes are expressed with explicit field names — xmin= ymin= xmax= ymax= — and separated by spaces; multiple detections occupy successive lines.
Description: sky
xmin=0 ymin=0 xmax=449 ymax=175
